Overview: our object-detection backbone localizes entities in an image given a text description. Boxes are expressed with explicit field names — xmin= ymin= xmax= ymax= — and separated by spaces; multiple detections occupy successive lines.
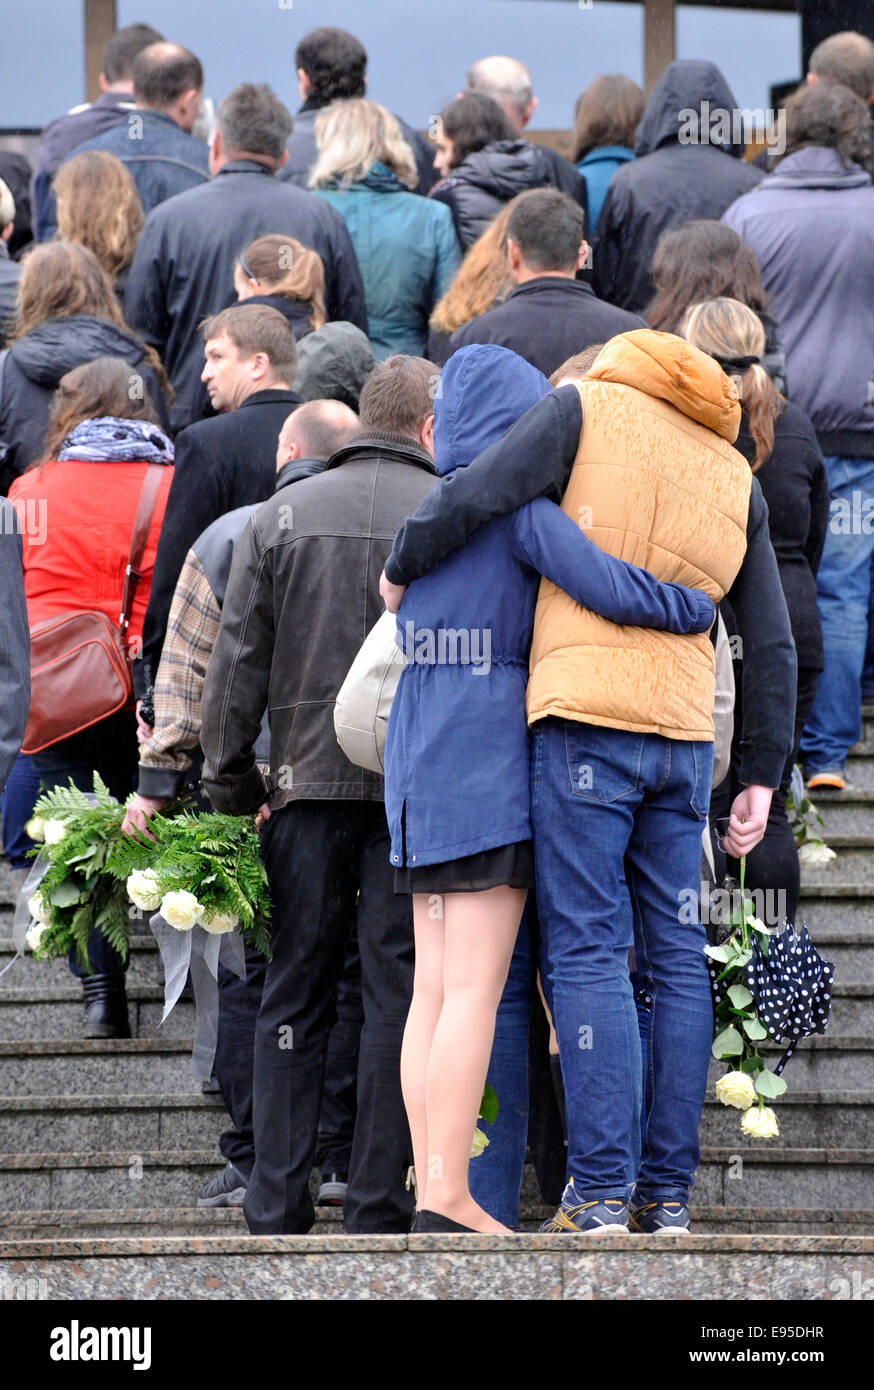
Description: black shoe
xmin=81 ymin=974 xmax=131 ymax=1039
xmin=197 ymin=1161 xmax=248 ymax=1207
xmin=317 ymin=1174 xmax=348 ymax=1206
xmin=411 ymin=1209 xmax=477 ymax=1233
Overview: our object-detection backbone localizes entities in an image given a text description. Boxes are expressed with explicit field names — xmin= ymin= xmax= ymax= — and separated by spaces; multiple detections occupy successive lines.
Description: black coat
xmin=430 ymin=140 xmax=588 ymax=249
xmin=124 ymin=160 xmax=367 ymax=433
xmin=0 ymin=314 xmax=170 ymax=494
xmin=200 ymin=432 xmax=436 ymax=815
xmin=278 ymin=99 xmax=437 ymax=197
xmin=593 ymin=61 xmax=764 ymax=314
xmin=137 ymin=387 xmax=302 ymax=700
xmin=733 ymin=401 xmax=828 ymax=671
xmin=448 ymin=276 xmax=645 ymax=377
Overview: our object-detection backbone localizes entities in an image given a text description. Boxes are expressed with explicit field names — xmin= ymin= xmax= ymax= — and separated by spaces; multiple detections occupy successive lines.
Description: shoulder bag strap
xmin=119 ymin=462 xmax=166 ymax=636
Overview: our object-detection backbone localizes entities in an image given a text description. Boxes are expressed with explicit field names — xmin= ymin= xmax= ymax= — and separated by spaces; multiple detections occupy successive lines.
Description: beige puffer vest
xmin=527 ymin=331 xmax=752 ymax=741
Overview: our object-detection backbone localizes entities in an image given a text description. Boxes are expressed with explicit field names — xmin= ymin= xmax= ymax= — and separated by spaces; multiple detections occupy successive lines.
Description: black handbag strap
xmin=119 ymin=462 xmax=166 ymax=636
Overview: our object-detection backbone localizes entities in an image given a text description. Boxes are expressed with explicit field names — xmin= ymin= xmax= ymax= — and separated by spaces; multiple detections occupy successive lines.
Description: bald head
xmin=809 ymin=30 xmax=874 ymax=104
xmin=133 ymin=42 xmax=203 ymax=130
xmin=466 ymin=55 xmax=536 ymax=132
xmin=277 ymin=400 xmax=360 ymax=470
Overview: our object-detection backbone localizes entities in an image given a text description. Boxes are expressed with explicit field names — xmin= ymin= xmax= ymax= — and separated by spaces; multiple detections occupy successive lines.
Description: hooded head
xmin=634 ymin=60 xmax=745 ymax=159
xmin=586 ymin=329 xmax=741 ymax=442
xmin=433 ymin=343 xmax=550 ymax=477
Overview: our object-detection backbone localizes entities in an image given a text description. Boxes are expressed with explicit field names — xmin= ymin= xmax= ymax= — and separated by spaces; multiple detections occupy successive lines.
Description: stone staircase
xmin=2 ymin=716 xmax=874 ymax=1298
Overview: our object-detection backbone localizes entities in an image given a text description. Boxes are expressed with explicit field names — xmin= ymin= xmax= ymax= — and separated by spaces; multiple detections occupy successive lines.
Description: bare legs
xmin=400 ymin=885 xmax=526 ymax=1233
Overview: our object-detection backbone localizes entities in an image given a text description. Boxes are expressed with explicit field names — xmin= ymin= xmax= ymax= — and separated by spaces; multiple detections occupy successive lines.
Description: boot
xmin=81 ymin=973 xmax=131 ymax=1039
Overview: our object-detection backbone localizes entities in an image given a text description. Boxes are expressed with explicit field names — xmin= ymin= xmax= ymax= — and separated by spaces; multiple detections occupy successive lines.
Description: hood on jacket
xmin=9 ymin=314 xmax=147 ymax=388
xmin=434 ymin=343 xmax=550 ymax=477
xmin=341 ymin=161 xmax=408 ymax=194
xmin=293 ymin=320 xmax=375 ymax=410
xmin=452 ymin=140 xmax=551 ymax=199
xmin=587 ymin=330 xmax=741 ymax=442
xmin=634 ymin=60 xmax=745 ymax=159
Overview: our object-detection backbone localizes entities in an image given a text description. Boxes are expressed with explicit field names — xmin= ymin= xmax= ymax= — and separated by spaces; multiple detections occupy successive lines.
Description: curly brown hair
xmin=53 ymin=150 xmax=144 ymax=281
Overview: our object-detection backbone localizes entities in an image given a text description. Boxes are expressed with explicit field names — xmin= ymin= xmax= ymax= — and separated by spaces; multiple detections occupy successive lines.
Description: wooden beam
xmin=644 ymin=0 xmax=676 ymax=94
xmin=84 ymin=0 xmax=117 ymax=102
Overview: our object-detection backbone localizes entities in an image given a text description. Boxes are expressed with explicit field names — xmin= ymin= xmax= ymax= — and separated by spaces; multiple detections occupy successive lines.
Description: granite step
xmin=0 ymin=986 xmax=193 ymax=1040
xmin=801 ymin=854 xmax=874 ymax=886
xmin=1 ymin=1231 xmax=871 ymax=1301
xmin=3 ymin=1086 xmax=872 ymax=1156
xmin=815 ymin=792 xmax=874 ymax=835
xmin=800 ymin=927 xmax=874 ymax=976
xmin=0 ymin=1092 xmax=229 ymax=1153
xmin=0 ymin=1039 xmax=199 ymax=1096
xmin=0 ymin=1202 xmax=872 ymax=1240
xmin=0 ymin=935 xmax=159 ymax=989
xmin=799 ymin=885 xmax=874 ymax=932
xmin=2 ymin=1146 xmax=872 ymax=1211
xmin=708 ymin=1037 xmax=874 ymax=1089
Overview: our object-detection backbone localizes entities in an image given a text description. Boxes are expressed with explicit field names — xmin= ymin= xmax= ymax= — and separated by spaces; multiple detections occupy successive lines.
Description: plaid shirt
xmin=138 ymin=549 xmax=220 ymax=790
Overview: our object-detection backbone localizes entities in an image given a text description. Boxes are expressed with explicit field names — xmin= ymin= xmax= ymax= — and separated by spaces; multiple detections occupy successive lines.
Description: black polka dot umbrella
xmin=709 ymin=922 xmax=834 ymax=1075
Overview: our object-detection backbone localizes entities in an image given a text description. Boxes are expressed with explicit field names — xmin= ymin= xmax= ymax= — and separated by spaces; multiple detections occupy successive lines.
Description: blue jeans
xmin=1 ymin=752 xmax=43 ymax=869
xmin=531 ymin=718 xmax=714 ymax=1204
xmin=801 ymin=456 xmax=874 ymax=774
xmin=467 ymin=904 xmax=535 ymax=1227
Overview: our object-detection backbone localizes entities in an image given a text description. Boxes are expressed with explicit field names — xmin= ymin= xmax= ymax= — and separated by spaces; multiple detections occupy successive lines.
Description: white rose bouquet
xmin=787 ymin=766 xmax=836 ymax=867
xmin=707 ymin=856 xmax=786 ymax=1139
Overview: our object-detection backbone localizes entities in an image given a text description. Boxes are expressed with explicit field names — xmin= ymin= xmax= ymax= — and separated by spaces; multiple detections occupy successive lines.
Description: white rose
xmin=27 ymin=892 xmax=51 ymax=925
xmin=42 ymin=819 xmax=67 ymax=845
xmin=470 ymin=1126 xmax=490 ymax=1158
xmin=25 ymin=817 xmax=46 ymax=842
xmin=199 ymin=908 xmax=239 ymax=935
xmin=160 ymin=889 xmax=203 ymax=931
xmin=798 ymin=840 xmax=837 ymax=867
xmin=740 ymin=1104 xmax=780 ymax=1139
xmin=25 ymin=921 xmax=48 ymax=951
xmin=126 ymin=868 xmax=161 ymax=912
xmin=715 ymin=1071 xmax=757 ymax=1110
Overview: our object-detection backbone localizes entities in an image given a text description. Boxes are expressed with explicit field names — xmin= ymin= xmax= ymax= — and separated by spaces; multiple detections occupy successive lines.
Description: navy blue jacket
xmin=31 ymin=89 xmax=135 ymax=241
xmin=41 ymin=109 xmax=210 ymax=238
xmin=124 ymin=160 xmax=368 ymax=432
xmin=384 ymin=345 xmax=714 ymax=868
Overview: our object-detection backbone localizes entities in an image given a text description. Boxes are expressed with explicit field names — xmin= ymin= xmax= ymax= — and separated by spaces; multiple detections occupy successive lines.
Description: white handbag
xmin=334 ymin=610 xmax=405 ymax=773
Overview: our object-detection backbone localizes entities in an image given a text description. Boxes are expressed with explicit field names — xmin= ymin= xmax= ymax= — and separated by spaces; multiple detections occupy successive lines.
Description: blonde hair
xmin=53 ymin=150 xmax=144 ymax=281
xmin=682 ymin=297 xmax=782 ymax=472
xmin=238 ymin=234 xmax=326 ymax=329
xmin=309 ymin=98 xmax=418 ymax=191
xmin=429 ymin=199 xmax=516 ymax=336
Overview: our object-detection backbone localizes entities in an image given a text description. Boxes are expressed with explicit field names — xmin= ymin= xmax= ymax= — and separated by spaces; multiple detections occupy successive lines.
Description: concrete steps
xmin=0 ymin=718 xmax=873 ymax=1297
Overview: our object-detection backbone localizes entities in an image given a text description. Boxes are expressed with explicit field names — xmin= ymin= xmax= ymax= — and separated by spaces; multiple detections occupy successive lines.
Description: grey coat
xmin=0 ymin=498 xmax=29 ymax=788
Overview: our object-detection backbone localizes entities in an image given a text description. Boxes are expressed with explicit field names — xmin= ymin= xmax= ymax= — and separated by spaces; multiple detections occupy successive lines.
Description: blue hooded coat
xmin=384 ymin=344 xmax=715 ymax=870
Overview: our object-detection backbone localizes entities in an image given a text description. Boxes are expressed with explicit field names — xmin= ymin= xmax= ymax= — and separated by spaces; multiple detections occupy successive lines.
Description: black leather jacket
xmin=431 ymin=139 xmax=587 ymax=249
xmin=201 ymin=433 xmax=435 ymax=814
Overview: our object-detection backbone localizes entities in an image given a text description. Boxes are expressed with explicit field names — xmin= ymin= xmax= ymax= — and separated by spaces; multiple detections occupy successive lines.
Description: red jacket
xmin=8 ymin=458 xmax=173 ymax=650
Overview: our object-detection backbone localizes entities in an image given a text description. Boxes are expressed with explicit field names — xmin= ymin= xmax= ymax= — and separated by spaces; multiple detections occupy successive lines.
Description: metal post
xmin=84 ymin=0 xmax=117 ymax=102
xmin=644 ymin=0 xmax=676 ymax=94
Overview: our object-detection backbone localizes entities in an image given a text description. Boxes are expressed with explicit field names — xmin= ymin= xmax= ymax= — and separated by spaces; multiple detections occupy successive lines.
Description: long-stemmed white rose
xmin=715 ymin=1071 xmax=757 ymax=1111
xmin=741 ymin=1104 xmax=780 ymax=1139
xmin=159 ymin=889 xmax=203 ymax=932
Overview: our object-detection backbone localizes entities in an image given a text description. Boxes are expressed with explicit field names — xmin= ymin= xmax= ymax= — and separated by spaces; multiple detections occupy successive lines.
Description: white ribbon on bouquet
xmin=148 ymin=913 xmax=247 ymax=1078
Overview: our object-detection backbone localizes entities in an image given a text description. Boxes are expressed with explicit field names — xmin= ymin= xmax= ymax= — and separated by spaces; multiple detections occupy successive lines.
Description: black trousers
xmin=710 ymin=664 xmax=821 ymax=926
xmin=243 ymin=800 xmax=415 ymax=1235
xmin=214 ymin=930 xmax=363 ymax=1185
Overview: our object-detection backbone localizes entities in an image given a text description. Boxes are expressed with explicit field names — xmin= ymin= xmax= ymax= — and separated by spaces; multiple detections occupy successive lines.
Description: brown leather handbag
xmin=21 ymin=463 xmax=166 ymax=754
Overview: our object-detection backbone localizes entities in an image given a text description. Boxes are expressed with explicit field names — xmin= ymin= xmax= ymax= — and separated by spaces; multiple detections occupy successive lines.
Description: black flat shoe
xmin=411 ymin=1209 xmax=477 ymax=1233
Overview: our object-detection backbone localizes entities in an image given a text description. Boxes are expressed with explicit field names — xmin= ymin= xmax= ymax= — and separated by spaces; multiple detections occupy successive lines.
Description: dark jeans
xmin=710 ymin=664 xmax=821 ymax=927
xmin=1 ymin=752 xmax=42 ymax=868
xmin=30 ymin=710 xmax=138 ymax=979
xmin=244 ymin=800 xmax=415 ymax=1235
xmin=315 ymin=925 xmax=363 ymax=1182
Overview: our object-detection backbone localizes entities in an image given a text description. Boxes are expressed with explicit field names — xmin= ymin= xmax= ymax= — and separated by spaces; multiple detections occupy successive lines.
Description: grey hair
xmin=466 ymin=56 xmax=533 ymax=119
xmin=217 ymin=82 xmax=293 ymax=160
xmin=0 ymin=178 xmax=15 ymax=228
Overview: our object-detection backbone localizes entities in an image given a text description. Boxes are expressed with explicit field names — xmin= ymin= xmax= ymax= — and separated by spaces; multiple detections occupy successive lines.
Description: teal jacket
xmin=316 ymin=164 xmax=460 ymax=360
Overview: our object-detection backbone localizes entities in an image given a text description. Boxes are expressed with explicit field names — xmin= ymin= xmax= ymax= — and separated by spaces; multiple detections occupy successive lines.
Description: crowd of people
xmin=0 ymin=19 xmax=872 ymax=1236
